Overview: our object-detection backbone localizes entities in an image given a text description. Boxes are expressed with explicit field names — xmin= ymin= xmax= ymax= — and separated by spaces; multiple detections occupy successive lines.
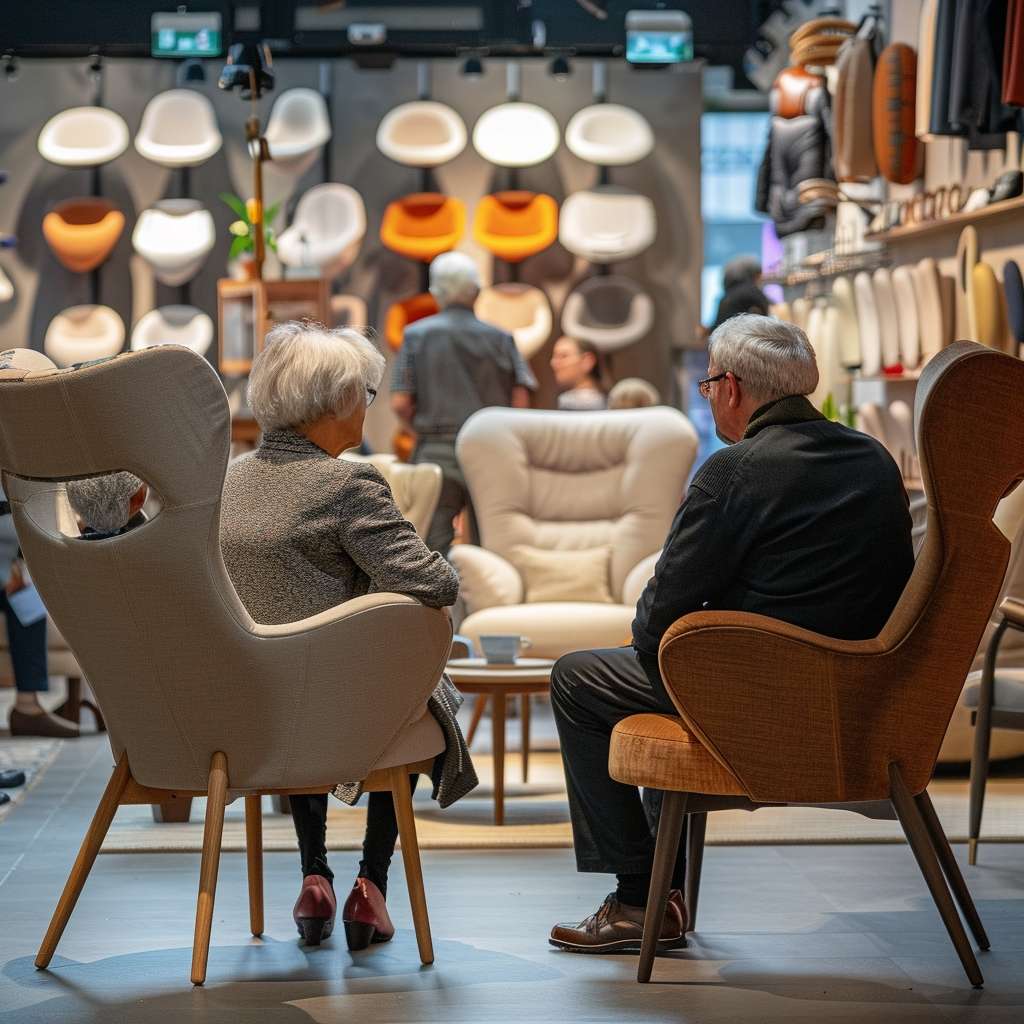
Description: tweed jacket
xmin=220 ymin=428 xmax=477 ymax=807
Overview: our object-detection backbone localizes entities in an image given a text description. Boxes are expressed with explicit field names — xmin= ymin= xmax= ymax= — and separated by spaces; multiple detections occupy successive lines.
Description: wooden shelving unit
xmin=864 ymin=194 xmax=1024 ymax=244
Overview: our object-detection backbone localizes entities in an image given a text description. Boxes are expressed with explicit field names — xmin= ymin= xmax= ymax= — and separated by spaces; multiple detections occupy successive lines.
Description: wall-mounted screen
xmin=625 ymin=9 xmax=693 ymax=65
xmin=151 ymin=12 xmax=222 ymax=58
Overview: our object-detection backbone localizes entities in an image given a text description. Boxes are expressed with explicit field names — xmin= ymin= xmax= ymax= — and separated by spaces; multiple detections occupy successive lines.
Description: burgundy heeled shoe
xmin=293 ymin=875 xmax=336 ymax=946
xmin=342 ymin=878 xmax=395 ymax=951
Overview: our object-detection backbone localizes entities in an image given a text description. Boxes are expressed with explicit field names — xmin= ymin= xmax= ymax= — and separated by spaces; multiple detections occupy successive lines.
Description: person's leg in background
xmin=2 ymin=592 xmax=78 ymax=739
xmin=548 ymin=646 xmax=689 ymax=952
xmin=414 ymin=439 xmax=469 ymax=554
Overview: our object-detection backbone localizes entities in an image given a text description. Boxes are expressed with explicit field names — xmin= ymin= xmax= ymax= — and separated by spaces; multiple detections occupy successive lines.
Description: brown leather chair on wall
xmin=0 ymin=347 xmax=452 ymax=985
xmin=609 ymin=341 xmax=1024 ymax=988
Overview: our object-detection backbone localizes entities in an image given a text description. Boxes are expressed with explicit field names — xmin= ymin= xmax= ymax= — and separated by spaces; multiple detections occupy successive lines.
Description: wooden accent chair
xmin=0 ymin=347 xmax=452 ymax=985
xmin=610 ymin=342 xmax=1024 ymax=988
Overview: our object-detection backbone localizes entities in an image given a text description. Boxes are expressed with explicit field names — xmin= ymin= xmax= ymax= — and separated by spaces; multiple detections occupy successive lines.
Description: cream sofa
xmin=451 ymin=407 xmax=698 ymax=660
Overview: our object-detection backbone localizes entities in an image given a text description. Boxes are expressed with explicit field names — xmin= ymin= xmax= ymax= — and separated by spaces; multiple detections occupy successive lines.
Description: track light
xmin=461 ymin=56 xmax=483 ymax=78
xmin=550 ymin=56 xmax=572 ymax=81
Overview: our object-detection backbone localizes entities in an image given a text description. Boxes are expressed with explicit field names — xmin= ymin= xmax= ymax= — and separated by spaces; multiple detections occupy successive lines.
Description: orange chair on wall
xmin=380 ymin=193 xmax=465 ymax=262
xmin=42 ymin=198 xmax=125 ymax=273
xmin=472 ymin=191 xmax=558 ymax=263
xmin=384 ymin=292 xmax=440 ymax=351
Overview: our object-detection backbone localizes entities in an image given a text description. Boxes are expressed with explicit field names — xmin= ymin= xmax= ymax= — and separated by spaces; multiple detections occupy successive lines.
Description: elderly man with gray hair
xmin=391 ymin=251 xmax=537 ymax=552
xmin=548 ymin=313 xmax=914 ymax=954
xmin=65 ymin=473 xmax=148 ymax=539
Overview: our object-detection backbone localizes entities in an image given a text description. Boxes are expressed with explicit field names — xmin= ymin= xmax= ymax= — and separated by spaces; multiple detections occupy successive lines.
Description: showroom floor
xmin=2 ymin=735 xmax=1024 ymax=1022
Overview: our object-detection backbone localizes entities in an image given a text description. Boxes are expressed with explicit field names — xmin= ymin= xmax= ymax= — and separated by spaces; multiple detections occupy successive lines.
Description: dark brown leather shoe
xmin=342 ymin=877 xmax=395 ymax=950
xmin=293 ymin=874 xmax=336 ymax=946
xmin=549 ymin=890 xmax=687 ymax=954
xmin=8 ymin=709 xmax=80 ymax=739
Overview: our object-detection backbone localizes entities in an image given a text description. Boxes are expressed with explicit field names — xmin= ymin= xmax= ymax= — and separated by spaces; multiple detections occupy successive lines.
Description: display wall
xmin=0 ymin=57 xmax=702 ymax=452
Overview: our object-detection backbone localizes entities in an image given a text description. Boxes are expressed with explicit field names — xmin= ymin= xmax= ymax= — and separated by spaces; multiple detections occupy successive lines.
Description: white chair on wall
xmin=132 ymin=200 xmax=216 ymax=286
xmin=451 ymin=407 xmax=698 ymax=660
xmin=135 ymin=90 xmax=222 ymax=168
xmin=472 ymin=102 xmax=560 ymax=167
xmin=376 ymin=101 xmax=467 ymax=167
xmin=44 ymin=305 xmax=126 ymax=367
xmin=265 ymin=88 xmax=331 ymax=181
xmin=131 ymin=306 xmax=215 ymax=356
xmin=561 ymin=276 xmax=654 ymax=352
xmin=37 ymin=107 xmax=129 ymax=167
xmin=475 ymin=283 xmax=553 ymax=359
xmin=559 ymin=187 xmax=657 ymax=263
xmin=565 ymin=104 xmax=654 ymax=166
xmin=277 ymin=184 xmax=367 ymax=277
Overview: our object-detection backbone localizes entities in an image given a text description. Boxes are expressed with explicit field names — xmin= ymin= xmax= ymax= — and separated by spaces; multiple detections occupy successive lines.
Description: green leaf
xmin=263 ymin=201 xmax=282 ymax=225
xmin=219 ymin=192 xmax=248 ymax=221
xmin=265 ymin=229 xmax=277 ymax=252
xmin=229 ymin=235 xmax=252 ymax=260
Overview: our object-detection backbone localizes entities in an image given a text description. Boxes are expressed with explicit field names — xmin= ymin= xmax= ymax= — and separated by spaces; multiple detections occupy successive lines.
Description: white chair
xmin=451 ymin=407 xmax=698 ymax=659
xmin=131 ymin=306 xmax=215 ymax=356
xmin=561 ymin=276 xmax=654 ymax=352
xmin=37 ymin=107 xmax=129 ymax=167
xmin=472 ymin=102 xmax=560 ymax=167
xmin=265 ymin=89 xmax=331 ymax=180
xmin=277 ymin=184 xmax=366 ymax=277
xmin=565 ymin=104 xmax=654 ymax=166
xmin=474 ymin=283 xmax=553 ymax=359
xmin=135 ymin=90 xmax=222 ymax=168
xmin=43 ymin=305 xmax=125 ymax=367
xmin=559 ymin=187 xmax=657 ymax=263
xmin=376 ymin=101 xmax=467 ymax=167
xmin=132 ymin=200 xmax=215 ymax=286
xmin=341 ymin=453 xmax=442 ymax=541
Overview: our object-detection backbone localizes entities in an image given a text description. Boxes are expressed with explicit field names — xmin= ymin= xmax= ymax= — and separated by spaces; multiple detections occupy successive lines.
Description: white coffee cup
xmin=479 ymin=634 xmax=532 ymax=665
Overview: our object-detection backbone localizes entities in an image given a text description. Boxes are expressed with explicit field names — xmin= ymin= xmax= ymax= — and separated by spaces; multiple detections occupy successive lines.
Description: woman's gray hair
xmin=708 ymin=313 xmax=818 ymax=403
xmin=429 ymin=251 xmax=481 ymax=308
xmin=65 ymin=472 xmax=143 ymax=534
xmin=247 ymin=322 xmax=386 ymax=432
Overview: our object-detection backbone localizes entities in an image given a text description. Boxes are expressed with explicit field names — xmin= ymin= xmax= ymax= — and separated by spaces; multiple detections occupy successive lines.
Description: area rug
xmin=0 ymin=736 xmax=63 ymax=823
xmin=99 ymin=750 xmax=1024 ymax=853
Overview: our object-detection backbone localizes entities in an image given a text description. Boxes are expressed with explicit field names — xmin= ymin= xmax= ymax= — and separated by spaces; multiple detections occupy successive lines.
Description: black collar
xmin=743 ymin=395 xmax=826 ymax=440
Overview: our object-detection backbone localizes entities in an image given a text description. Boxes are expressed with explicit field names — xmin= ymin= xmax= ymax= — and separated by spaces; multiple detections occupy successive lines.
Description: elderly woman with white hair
xmin=391 ymin=250 xmax=537 ymax=552
xmin=220 ymin=321 xmax=475 ymax=953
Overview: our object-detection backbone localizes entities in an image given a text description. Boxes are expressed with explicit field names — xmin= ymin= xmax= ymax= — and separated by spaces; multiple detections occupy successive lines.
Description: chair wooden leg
xmin=968 ymin=620 xmax=1004 ymax=866
xmin=890 ymin=764 xmax=983 ymax=988
xmin=638 ymin=791 xmax=687 ymax=984
xmin=390 ymin=766 xmax=434 ymax=965
xmin=36 ymin=755 xmax=130 ymax=969
xmin=245 ymin=795 xmax=264 ymax=938
xmin=685 ymin=811 xmax=707 ymax=932
xmin=915 ymin=790 xmax=989 ymax=950
xmin=520 ymin=694 xmax=531 ymax=784
xmin=465 ymin=695 xmax=487 ymax=747
xmin=492 ymin=693 xmax=506 ymax=826
xmin=191 ymin=752 xmax=228 ymax=986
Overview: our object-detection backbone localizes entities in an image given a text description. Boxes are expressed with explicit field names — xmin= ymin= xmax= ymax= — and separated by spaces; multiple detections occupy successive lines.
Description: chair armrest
xmin=621 ymin=550 xmax=660 ymax=608
xmin=1001 ymin=597 xmax=1024 ymax=630
xmin=658 ymin=610 xmax=885 ymax=804
xmin=448 ymin=545 xmax=523 ymax=614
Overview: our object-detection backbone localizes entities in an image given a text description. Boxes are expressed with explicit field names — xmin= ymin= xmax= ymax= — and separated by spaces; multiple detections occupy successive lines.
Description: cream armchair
xmin=0 ymin=347 xmax=451 ymax=985
xmin=452 ymin=407 xmax=698 ymax=659
xmin=342 ymin=452 xmax=442 ymax=541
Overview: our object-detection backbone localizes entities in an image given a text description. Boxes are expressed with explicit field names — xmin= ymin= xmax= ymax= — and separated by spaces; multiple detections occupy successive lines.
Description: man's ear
xmin=129 ymin=485 xmax=149 ymax=516
xmin=727 ymin=373 xmax=743 ymax=408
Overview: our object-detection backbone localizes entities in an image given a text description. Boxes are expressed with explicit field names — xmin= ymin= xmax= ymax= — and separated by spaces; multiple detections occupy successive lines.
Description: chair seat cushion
xmin=963 ymin=668 xmax=1024 ymax=712
xmin=460 ymin=602 xmax=635 ymax=660
xmin=610 ymin=713 xmax=746 ymax=795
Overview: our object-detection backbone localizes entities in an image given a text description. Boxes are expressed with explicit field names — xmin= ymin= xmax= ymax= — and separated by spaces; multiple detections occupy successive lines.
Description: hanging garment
xmin=1004 ymin=0 xmax=1024 ymax=106
xmin=916 ymin=0 xmax=939 ymax=139
xmin=833 ymin=34 xmax=878 ymax=181
xmin=928 ymin=0 xmax=962 ymax=138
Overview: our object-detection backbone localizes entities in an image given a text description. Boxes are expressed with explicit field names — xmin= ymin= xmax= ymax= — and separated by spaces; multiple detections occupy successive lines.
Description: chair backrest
xmin=456 ymin=407 xmax=698 ymax=601
xmin=0 ymin=348 xmax=449 ymax=793
xmin=342 ymin=452 xmax=442 ymax=540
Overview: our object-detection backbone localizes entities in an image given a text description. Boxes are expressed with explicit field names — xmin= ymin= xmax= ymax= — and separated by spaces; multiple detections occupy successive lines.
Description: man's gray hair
xmin=708 ymin=313 xmax=818 ymax=403
xmin=429 ymin=251 xmax=481 ymax=308
xmin=248 ymin=322 xmax=386 ymax=432
xmin=66 ymin=472 xmax=143 ymax=534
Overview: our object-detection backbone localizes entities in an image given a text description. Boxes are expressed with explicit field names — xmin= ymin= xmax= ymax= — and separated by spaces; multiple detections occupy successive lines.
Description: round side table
xmin=446 ymin=657 xmax=555 ymax=825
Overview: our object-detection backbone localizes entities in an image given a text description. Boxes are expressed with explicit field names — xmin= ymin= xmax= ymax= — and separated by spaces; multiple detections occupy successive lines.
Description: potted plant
xmin=219 ymin=193 xmax=280 ymax=280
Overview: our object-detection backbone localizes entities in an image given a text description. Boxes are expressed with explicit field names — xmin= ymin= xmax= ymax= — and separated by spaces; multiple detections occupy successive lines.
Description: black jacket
xmin=632 ymin=396 xmax=914 ymax=657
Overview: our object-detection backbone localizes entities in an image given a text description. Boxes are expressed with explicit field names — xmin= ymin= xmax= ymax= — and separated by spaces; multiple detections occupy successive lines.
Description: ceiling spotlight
xmin=177 ymin=58 xmax=206 ymax=85
xmin=550 ymin=56 xmax=572 ymax=81
xmin=461 ymin=56 xmax=483 ymax=78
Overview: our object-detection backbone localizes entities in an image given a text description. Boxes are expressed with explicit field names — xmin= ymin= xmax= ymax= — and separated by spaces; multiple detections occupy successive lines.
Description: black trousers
xmin=291 ymin=777 xmax=418 ymax=894
xmin=550 ymin=646 xmax=686 ymax=880
xmin=0 ymin=591 xmax=48 ymax=693
xmin=412 ymin=439 xmax=477 ymax=554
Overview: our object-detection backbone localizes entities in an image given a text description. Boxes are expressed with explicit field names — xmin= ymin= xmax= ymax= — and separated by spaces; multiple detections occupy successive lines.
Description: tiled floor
xmin=1 ymin=734 xmax=1024 ymax=1022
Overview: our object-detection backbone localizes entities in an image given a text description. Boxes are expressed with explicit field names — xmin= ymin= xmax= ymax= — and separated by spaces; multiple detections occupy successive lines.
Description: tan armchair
xmin=452 ymin=407 xmax=698 ymax=659
xmin=609 ymin=342 xmax=1024 ymax=988
xmin=0 ymin=347 xmax=452 ymax=985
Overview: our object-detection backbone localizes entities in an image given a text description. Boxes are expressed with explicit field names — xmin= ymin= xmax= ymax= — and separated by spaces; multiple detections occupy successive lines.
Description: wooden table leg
xmin=520 ymin=693 xmax=531 ymax=783
xmin=492 ymin=690 xmax=506 ymax=826
xmin=465 ymin=695 xmax=488 ymax=747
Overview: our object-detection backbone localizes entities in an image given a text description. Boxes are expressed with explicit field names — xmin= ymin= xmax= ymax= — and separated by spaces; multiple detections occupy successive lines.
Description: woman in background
xmin=551 ymin=336 xmax=607 ymax=410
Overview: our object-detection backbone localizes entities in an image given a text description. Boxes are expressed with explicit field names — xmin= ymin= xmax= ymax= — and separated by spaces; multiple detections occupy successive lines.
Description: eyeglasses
xmin=697 ymin=371 xmax=741 ymax=399
xmin=366 ymin=387 xmax=377 ymax=407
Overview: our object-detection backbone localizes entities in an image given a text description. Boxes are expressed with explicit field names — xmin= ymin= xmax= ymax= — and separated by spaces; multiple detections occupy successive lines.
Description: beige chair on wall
xmin=451 ymin=407 xmax=698 ymax=660
xmin=0 ymin=347 xmax=452 ymax=985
